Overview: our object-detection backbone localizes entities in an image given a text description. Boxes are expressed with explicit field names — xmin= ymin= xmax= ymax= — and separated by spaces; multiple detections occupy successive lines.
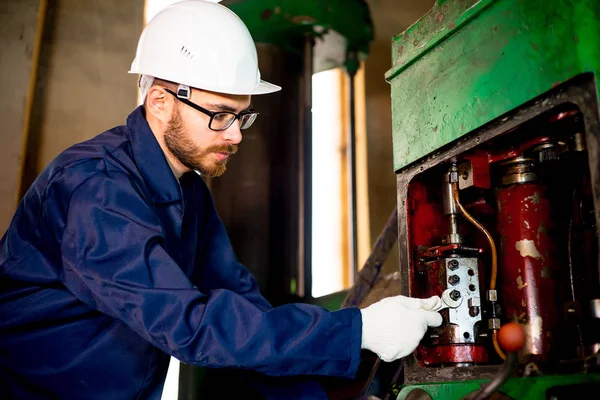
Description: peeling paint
xmin=524 ymin=192 xmax=541 ymax=204
xmin=290 ymin=15 xmax=317 ymax=24
xmin=516 ymin=275 xmax=528 ymax=289
xmin=516 ymin=239 xmax=544 ymax=260
xmin=524 ymin=220 xmax=530 ymax=229
xmin=521 ymin=299 xmax=526 ymax=307
xmin=531 ymin=316 xmax=543 ymax=341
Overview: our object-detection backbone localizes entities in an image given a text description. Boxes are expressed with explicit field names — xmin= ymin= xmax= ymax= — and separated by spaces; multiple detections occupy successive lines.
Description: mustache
xmin=205 ymin=144 xmax=238 ymax=155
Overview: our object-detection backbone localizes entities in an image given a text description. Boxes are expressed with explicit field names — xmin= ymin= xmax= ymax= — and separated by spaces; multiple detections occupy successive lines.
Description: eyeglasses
xmin=164 ymin=88 xmax=258 ymax=131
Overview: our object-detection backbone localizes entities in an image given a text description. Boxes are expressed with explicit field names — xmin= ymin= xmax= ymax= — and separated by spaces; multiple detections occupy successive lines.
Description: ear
xmin=145 ymin=86 xmax=173 ymax=123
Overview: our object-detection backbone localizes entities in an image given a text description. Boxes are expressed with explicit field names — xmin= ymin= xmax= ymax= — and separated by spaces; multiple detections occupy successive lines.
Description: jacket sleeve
xmin=57 ymin=173 xmax=362 ymax=378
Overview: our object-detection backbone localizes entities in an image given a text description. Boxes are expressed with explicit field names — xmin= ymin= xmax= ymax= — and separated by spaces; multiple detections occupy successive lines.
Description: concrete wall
xmin=39 ymin=0 xmax=143 ymax=170
xmin=0 ymin=0 xmax=143 ymax=235
xmin=0 ymin=0 xmax=44 ymax=234
xmin=20 ymin=0 xmax=144 ymax=199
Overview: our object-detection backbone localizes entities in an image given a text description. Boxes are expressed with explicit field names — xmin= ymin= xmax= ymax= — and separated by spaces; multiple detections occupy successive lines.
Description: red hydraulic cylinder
xmin=495 ymin=157 xmax=562 ymax=362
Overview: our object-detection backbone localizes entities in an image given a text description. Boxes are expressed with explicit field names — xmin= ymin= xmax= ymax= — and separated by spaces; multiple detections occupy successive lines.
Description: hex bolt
xmin=448 ymin=275 xmax=460 ymax=285
xmin=448 ymin=260 xmax=459 ymax=270
xmin=449 ymin=290 xmax=461 ymax=301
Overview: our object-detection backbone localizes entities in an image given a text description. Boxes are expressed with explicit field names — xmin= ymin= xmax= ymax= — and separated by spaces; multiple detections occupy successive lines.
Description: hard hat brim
xmin=130 ymin=71 xmax=282 ymax=96
xmin=251 ymin=80 xmax=282 ymax=95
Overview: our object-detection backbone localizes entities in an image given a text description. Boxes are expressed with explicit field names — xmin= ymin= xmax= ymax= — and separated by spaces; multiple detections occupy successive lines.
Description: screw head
xmin=448 ymin=259 xmax=459 ymax=270
xmin=449 ymin=290 xmax=461 ymax=301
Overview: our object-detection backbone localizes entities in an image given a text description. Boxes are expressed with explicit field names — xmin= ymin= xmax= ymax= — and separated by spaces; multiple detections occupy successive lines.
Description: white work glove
xmin=360 ymin=295 xmax=443 ymax=362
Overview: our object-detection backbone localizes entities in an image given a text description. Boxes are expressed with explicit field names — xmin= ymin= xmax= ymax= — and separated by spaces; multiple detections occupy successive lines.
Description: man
xmin=0 ymin=1 xmax=442 ymax=399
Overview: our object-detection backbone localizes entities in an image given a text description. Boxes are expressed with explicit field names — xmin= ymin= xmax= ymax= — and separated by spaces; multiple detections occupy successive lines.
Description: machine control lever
xmin=462 ymin=323 xmax=526 ymax=400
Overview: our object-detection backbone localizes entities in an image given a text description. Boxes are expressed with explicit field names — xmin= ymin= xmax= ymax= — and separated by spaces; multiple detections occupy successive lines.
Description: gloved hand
xmin=359 ymin=295 xmax=443 ymax=362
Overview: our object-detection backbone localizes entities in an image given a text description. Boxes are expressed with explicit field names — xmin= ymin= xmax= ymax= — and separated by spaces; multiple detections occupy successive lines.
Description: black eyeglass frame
xmin=164 ymin=88 xmax=258 ymax=131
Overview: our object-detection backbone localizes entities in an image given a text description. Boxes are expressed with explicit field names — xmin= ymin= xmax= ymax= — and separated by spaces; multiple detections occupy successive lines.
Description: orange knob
xmin=498 ymin=322 xmax=526 ymax=353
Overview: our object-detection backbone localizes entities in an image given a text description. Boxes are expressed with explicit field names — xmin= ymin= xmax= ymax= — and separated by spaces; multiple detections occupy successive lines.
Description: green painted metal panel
xmin=397 ymin=373 xmax=600 ymax=400
xmin=385 ymin=0 xmax=600 ymax=172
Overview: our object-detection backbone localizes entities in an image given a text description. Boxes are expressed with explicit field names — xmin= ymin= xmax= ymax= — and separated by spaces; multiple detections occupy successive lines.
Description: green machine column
xmin=225 ymin=0 xmax=374 ymax=74
xmin=385 ymin=0 xmax=600 ymax=172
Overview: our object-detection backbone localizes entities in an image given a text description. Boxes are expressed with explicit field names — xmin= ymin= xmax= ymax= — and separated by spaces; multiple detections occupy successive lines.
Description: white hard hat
xmin=129 ymin=0 xmax=281 ymax=96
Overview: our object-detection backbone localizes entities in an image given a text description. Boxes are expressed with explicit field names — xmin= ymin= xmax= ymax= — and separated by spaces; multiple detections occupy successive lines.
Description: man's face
xmin=163 ymin=89 xmax=251 ymax=177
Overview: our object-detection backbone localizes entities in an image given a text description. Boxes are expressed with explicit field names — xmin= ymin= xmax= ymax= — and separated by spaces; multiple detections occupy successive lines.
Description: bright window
xmin=311 ymin=69 xmax=344 ymax=297
xmin=311 ymin=65 xmax=370 ymax=298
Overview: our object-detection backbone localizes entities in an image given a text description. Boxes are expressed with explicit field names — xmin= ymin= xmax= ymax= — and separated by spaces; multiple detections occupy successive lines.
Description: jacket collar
xmin=126 ymin=106 xmax=182 ymax=204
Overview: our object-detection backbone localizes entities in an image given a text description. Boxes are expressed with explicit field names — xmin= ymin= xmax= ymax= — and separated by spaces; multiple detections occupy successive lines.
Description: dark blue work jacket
xmin=0 ymin=106 xmax=362 ymax=399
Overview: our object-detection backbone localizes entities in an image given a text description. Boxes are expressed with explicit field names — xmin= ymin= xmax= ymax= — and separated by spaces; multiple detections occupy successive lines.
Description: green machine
xmin=384 ymin=0 xmax=600 ymax=399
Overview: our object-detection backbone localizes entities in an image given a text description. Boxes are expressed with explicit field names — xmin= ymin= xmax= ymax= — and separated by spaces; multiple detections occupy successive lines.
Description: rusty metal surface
xmin=417 ymin=344 xmax=489 ymax=367
xmin=396 ymin=75 xmax=600 ymax=383
xmin=386 ymin=0 xmax=600 ymax=172
xmin=402 ymin=359 xmax=501 ymax=384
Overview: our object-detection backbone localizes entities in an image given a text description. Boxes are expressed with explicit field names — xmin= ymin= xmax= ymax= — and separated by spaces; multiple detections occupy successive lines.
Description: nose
xmin=221 ymin=120 xmax=243 ymax=145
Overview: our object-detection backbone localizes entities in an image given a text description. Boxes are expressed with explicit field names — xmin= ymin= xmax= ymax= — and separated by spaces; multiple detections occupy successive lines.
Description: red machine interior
xmin=406 ymin=104 xmax=600 ymax=370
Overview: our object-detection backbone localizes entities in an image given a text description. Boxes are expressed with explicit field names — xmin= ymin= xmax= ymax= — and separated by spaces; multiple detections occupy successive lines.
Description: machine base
xmin=397 ymin=373 xmax=600 ymax=400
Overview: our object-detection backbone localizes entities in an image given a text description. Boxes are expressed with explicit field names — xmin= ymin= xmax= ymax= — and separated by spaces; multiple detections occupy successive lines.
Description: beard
xmin=163 ymin=106 xmax=238 ymax=178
